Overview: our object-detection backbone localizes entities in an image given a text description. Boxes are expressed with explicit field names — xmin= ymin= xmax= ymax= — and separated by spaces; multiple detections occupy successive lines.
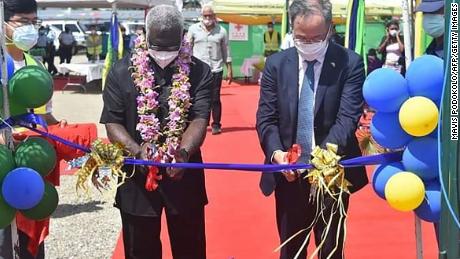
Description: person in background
xmin=100 ymin=25 xmax=108 ymax=60
xmin=264 ymin=22 xmax=281 ymax=56
xmin=367 ymin=48 xmax=383 ymax=75
xmin=187 ymin=4 xmax=233 ymax=135
xmin=0 ymin=0 xmax=67 ymax=258
xmin=58 ymin=25 xmax=76 ymax=64
xmin=120 ymin=25 xmax=131 ymax=57
xmin=331 ymin=24 xmax=345 ymax=46
xmin=30 ymin=25 xmax=47 ymax=62
xmin=378 ymin=20 xmax=405 ymax=74
xmin=86 ymin=25 xmax=102 ymax=62
xmin=416 ymin=0 xmax=445 ymax=58
xmin=280 ymin=29 xmax=294 ymax=50
xmin=129 ymin=26 xmax=145 ymax=50
xmin=44 ymin=25 xmax=57 ymax=75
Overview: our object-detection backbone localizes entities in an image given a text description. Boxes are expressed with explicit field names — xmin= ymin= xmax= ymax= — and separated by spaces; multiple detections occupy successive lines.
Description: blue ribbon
xmin=0 ymin=113 xmax=91 ymax=153
xmin=124 ymin=151 xmax=402 ymax=172
xmin=25 ymin=126 xmax=92 ymax=153
xmin=0 ymin=113 xmax=48 ymax=131
xmin=0 ymin=112 xmax=403 ymax=172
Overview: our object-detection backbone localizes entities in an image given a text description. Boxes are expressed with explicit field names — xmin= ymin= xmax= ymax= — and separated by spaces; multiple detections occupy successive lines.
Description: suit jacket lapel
xmin=287 ymin=48 xmax=300 ymax=124
xmin=315 ymin=43 xmax=339 ymax=115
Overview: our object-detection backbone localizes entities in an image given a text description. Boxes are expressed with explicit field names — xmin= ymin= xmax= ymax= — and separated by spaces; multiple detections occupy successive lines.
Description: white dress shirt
xmin=297 ymin=46 xmax=328 ymax=149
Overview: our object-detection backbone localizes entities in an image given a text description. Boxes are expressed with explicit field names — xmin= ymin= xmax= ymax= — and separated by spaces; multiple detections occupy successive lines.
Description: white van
xmin=121 ymin=21 xmax=144 ymax=34
xmin=42 ymin=20 xmax=87 ymax=50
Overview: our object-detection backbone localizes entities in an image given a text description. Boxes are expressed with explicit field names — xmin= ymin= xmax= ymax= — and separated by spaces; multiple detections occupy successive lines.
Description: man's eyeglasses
xmin=7 ymin=18 xmax=42 ymax=28
xmin=293 ymin=26 xmax=331 ymax=44
xmin=293 ymin=38 xmax=325 ymax=44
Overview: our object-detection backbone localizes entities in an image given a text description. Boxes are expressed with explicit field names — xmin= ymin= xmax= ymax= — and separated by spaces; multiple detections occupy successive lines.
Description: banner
xmin=229 ymin=23 xmax=248 ymax=41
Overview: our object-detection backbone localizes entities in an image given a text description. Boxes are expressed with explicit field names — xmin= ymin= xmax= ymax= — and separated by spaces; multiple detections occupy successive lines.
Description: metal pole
xmin=0 ymin=0 xmax=19 ymax=258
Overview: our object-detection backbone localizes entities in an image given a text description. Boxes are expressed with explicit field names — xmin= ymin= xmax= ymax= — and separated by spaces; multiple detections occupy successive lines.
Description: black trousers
xmin=275 ymin=177 xmax=349 ymax=259
xmin=210 ymin=71 xmax=223 ymax=129
xmin=59 ymin=46 xmax=73 ymax=64
xmin=121 ymin=207 xmax=206 ymax=259
xmin=0 ymin=227 xmax=44 ymax=259
xmin=44 ymin=49 xmax=57 ymax=74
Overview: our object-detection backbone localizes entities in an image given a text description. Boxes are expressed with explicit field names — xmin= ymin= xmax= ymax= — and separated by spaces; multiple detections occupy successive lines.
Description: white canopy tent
xmin=37 ymin=0 xmax=182 ymax=10
xmin=211 ymin=0 xmax=404 ymax=25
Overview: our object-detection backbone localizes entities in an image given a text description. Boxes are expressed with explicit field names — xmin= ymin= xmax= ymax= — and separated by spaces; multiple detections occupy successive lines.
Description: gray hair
xmin=145 ymin=4 xmax=184 ymax=39
xmin=289 ymin=0 xmax=332 ymax=26
xmin=201 ymin=3 xmax=214 ymax=14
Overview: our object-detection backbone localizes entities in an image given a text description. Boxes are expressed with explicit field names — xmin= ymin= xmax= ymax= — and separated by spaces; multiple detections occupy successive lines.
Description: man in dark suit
xmin=256 ymin=0 xmax=368 ymax=258
xmin=100 ymin=5 xmax=212 ymax=259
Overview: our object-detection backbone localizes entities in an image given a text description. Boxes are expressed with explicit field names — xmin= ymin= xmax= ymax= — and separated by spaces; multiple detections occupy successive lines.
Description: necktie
xmin=296 ymin=60 xmax=317 ymax=163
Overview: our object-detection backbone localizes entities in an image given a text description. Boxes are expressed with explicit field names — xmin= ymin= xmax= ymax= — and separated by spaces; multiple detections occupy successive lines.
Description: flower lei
xmin=131 ymin=35 xmax=192 ymax=190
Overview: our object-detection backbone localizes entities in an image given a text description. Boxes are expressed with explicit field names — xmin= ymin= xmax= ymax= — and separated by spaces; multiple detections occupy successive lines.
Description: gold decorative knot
xmin=76 ymin=139 xmax=127 ymax=194
xmin=306 ymin=143 xmax=352 ymax=194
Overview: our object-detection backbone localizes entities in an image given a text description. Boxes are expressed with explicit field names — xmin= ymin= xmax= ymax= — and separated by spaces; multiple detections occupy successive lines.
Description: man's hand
xmin=137 ymin=142 xmax=150 ymax=160
xmin=134 ymin=143 xmax=150 ymax=174
xmin=272 ymin=150 xmax=298 ymax=182
xmin=226 ymin=69 xmax=233 ymax=85
xmin=59 ymin=119 xmax=68 ymax=128
xmin=166 ymin=149 xmax=188 ymax=181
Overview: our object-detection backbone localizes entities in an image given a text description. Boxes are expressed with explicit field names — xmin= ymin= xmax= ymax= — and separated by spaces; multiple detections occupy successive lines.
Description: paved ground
xmin=45 ymin=54 xmax=119 ymax=258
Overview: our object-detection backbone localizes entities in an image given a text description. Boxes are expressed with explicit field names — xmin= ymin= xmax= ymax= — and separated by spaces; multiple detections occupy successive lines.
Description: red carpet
xmin=112 ymin=82 xmax=438 ymax=259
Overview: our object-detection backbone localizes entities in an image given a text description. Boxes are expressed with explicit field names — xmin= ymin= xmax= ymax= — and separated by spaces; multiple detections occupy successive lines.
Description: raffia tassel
xmin=275 ymin=143 xmax=351 ymax=258
xmin=76 ymin=139 xmax=128 ymax=196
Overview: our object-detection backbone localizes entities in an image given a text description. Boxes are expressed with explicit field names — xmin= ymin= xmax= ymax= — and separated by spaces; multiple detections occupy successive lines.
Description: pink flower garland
xmin=131 ymin=35 xmax=192 ymax=163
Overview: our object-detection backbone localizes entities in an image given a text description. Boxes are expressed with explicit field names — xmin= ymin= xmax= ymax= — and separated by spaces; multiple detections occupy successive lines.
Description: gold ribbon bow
xmin=306 ymin=143 xmax=352 ymax=195
xmin=76 ymin=139 xmax=127 ymax=195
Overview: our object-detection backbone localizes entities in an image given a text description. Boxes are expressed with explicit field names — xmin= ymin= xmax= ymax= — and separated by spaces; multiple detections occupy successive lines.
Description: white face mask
xmin=389 ymin=29 xmax=398 ymax=37
xmin=148 ymin=49 xmax=179 ymax=69
xmin=423 ymin=14 xmax=445 ymax=38
xmin=294 ymin=38 xmax=329 ymax=61
xmin=6 ymin=23 xmax=38 ymax=51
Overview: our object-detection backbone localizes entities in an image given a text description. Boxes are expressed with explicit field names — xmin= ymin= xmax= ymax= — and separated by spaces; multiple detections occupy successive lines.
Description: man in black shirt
xmin=100 ymin=5 xmax=212 ymax=259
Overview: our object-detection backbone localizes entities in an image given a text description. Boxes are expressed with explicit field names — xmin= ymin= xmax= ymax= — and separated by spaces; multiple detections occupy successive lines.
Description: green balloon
xmin=0 ymin=145 xmax=15 ymax=185
xmin=0 ymin=91 xmax=28 ymax=116
xmin=15 ymin=137 xmax=57 ymax=177
xmin=8 ymin=65 xmax=53 ymax=109
xmin=21 ymin=182 xmax=58 ymax=220
xmin=0 ymin=195 xmax=16 ymax=229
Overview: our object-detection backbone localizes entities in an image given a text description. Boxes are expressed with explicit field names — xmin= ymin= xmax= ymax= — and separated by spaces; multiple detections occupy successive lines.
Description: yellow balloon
xmin=385 ymin=172 xmax=425 ymax=212
xmin=399 ymin=96 xmax=439 ymax=137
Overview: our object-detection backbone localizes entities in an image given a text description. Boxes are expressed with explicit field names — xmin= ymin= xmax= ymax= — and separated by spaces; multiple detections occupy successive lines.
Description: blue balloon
xmin=0 ymin=54 xmax=15 ymax=81
xmin=402 ymin=137 xmax=439 ymax=181
xmin=415 ymin=182 xmax=441 ymax=222
xmin=1 ymin=168 xmax=45 ymax=210
xmin=429 ymin=128 xmax=439 ymax=139
xmin=371 ymin=112 xmax=413 ymax=149
xmin=372 ymin=162 xmax=405 ymax=199
xmin=406 ymin=55 xmax=444 ymax=101
xmin=363 ymin=68 xmax=410 ymax=112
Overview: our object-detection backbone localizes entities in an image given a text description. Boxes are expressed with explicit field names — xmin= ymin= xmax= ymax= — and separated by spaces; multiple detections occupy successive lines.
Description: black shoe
xmin=212 ymin=127 xmax=222 ymax=135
